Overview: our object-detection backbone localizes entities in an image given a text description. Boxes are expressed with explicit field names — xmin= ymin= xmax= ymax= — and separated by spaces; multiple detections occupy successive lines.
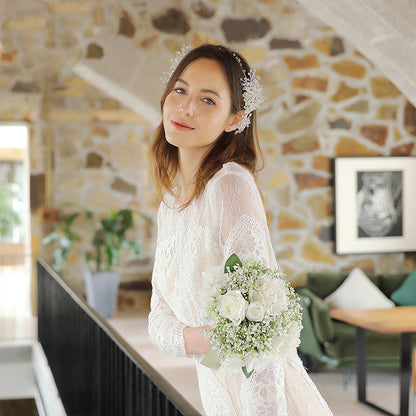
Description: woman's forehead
xmin=179 ymin=58 xmax=230 ymax=90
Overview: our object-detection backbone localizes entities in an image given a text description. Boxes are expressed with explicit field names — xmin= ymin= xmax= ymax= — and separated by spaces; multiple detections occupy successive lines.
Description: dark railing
xmin=37 ymin=257 xmax=201 ymax=416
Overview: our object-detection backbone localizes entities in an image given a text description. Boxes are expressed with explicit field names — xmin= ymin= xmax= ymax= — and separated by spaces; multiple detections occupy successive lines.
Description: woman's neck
xmin=178 ymin=147 xmax=210 ymax=201
xmin=178 ymin=150 xmax=199 ymax=199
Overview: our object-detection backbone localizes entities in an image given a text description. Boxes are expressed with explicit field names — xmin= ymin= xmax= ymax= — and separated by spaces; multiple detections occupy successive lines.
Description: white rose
xmin=273 ymin=280 xmax=289 ymax=313
xmin=269 ymin=299 xmax=287 ymax=316
xmin=263 ymin=279 xmax=286 ymax=303
xmin=245 ymin=301 xmax=265 ymax=322
xmin=218 ymin=290 xmax=247 ymax=326
xmin=254 ymin=276 xmax=267 ymax=291
xmin=253 ymin=278 xmax=288 ymax=315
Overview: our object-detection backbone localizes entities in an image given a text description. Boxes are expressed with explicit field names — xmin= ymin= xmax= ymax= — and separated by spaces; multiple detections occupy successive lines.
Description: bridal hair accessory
xmin=161 ymin=44 xmax=192 ymax=85
xmin=233 ymin=53 xmax=265 ymax=134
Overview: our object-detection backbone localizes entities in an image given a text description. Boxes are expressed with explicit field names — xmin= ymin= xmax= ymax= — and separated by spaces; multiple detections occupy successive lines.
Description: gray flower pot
xmin=84 ymin=270 xmax=119 ymax=318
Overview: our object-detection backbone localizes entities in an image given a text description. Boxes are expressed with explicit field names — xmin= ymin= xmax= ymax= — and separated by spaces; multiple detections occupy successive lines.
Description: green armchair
xmin=297 ymin=272 xmax=416 ymax=369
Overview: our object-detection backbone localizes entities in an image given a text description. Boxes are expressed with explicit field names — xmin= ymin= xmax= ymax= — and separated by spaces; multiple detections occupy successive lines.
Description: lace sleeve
xmin=210 ymin=166 xmax=276 ymax=268
xmin=148 ymin=282 xmax=187 ymax=357
xmin=147 ymin=207 xmax=187 ymax=358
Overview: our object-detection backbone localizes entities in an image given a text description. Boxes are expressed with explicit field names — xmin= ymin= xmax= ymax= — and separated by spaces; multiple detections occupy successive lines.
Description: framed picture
xmin=334 ymin=156 xmax=416 ymax=254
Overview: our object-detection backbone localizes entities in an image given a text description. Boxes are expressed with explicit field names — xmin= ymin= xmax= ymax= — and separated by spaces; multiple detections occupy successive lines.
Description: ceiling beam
xmin=72 ymin=30 xmax=164 ymax=126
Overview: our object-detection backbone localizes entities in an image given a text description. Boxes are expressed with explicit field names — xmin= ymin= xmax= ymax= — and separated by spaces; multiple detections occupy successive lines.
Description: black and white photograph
xmin=357 ymin=170 xmax=403 ymax=238
xmin=335 ymin=157 xmax=416 ymax=254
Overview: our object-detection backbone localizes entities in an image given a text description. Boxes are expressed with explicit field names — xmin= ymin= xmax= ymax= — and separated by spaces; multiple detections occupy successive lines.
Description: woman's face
xmin=163 ymin=58 xmax=238 ymax=156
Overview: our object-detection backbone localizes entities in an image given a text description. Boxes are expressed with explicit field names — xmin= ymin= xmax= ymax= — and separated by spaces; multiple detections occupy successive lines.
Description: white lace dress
xmin=148 ymin=162 xmax=333 ymax=416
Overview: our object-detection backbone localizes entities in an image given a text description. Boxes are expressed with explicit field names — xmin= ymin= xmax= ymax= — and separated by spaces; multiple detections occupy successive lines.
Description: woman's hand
xmin=183 ymin=325 xmax=212 ymax=355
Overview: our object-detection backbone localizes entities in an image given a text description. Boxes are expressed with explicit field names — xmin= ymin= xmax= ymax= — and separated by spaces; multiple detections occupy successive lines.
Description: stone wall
xmin=1 ymin=0 xmax=415 ymax=303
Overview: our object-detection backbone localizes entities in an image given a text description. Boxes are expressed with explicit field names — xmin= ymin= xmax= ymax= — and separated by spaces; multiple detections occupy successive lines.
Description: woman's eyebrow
xmin=177 ymin=78 xmax=222 ymax=99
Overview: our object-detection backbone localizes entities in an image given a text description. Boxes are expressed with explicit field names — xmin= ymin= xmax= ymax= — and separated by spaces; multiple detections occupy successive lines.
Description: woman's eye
xmin=174 ymin=87 xmax=186 ymax=95
xmin=203 ymin=97 xmax=215 ymax=105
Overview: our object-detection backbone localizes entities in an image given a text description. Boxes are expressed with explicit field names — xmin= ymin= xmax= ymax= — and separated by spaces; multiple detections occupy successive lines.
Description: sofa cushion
xmin=306 ymin=272 xmax=348 ymax=299
xmin=391 ymin=268 xmax=416 ymax=306
xmin=324 ymin=268 xmax=395 ymax=310
xmin=378 ymin=273 xmax=407 ymax=298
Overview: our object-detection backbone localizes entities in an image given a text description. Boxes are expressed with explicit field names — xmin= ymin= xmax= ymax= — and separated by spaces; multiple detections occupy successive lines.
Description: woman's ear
xmin=224 ymin=110 xmax=244 ymax=133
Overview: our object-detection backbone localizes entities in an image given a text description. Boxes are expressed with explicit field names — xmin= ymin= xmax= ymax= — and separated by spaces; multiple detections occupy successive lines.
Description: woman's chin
xmin=165 ymin=134 xmax=181 ymax=148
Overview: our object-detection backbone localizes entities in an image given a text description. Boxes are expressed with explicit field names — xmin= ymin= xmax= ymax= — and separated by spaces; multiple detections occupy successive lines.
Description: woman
xmin=148 ymin=44 xmax=332 ymax=416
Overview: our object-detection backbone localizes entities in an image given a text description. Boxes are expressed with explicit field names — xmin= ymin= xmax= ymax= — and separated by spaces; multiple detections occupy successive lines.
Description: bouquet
xmin=200 ymin=254 xmax=302 ymax=378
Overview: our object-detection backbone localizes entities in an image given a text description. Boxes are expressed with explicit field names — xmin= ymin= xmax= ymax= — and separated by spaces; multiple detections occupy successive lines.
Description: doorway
xmin=0 ymin=123 xmax=33 ymax=340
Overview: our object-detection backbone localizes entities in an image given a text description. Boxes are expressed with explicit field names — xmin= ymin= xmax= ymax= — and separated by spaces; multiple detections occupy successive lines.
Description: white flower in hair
xmin=235 ymin=68 xmax=265 ymax=134
xmin=161 ymin=45 xmax=192 ymax=85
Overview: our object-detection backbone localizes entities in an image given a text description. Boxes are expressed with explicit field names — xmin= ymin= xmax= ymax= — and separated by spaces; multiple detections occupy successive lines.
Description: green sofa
xmin=296 ymin=271 xmax=416 ymax=369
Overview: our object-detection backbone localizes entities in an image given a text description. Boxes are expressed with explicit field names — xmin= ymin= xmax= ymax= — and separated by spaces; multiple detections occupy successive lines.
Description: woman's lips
xmin=171 ymin=119 xmax=194 ymax=131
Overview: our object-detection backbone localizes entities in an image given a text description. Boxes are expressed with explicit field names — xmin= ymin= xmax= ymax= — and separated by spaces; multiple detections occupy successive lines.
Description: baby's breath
xmin=204 ymin=258 xmax=302 ymax=374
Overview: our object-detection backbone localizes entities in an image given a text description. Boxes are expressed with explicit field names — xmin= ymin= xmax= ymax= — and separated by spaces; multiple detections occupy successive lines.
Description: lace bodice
xmin=148 ymin=162 xmax=333 ymax=416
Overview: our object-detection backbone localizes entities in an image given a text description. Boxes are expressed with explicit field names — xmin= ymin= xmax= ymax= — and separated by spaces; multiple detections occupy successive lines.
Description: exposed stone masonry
xmin=1 ymin=0 xmax=415 ymax=303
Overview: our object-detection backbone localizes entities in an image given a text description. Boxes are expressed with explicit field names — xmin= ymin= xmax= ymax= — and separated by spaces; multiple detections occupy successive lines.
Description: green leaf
xmin=65 ymin=213 xmax=79 ymax=227
xmin=104 ymin=245 xmax=119 ymax=270
xmin=242 ymin=366 xmax=254 ymax=378
xmin=41 ymin=232 xmax=59 ymax=246
xmin=101 ymin=218 xmax=115 ymax=233
xmin=128 ymin=240 xmax=141 ymax=255
xmin=224 ymin=253 xmax=242 ymax=273
xmin=119 ymin=209 xmax=133 ymax=228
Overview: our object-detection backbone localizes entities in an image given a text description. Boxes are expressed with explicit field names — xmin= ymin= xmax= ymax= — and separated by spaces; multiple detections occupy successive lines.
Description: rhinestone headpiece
xmin=233 ymin=53 xmax=265 ymax=134
xmin=161 ymin=45 xmax=192 ymax=85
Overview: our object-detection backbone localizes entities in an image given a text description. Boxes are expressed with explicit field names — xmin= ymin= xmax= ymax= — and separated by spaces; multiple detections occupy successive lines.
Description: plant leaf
xmin=224 ymin=253 xmax=242 ymax=273
xmin=41 ymin=232 xmax=59 ymax=246
xmin=119 ymin=209 xmax=133 ymax=228
xmin=101 ymin=218 xmax=115 ymax=233
xmin=128 ymin=240 xmax=141 ymax=255
xmin=242 ymin=366 xmax=254 ymax=378
xmin=65 ymin=213 xmax=79 ymax=227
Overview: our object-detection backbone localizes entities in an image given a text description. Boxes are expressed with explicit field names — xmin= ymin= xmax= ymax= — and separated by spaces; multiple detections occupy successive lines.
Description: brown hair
xmin=150 ymin=43 xmax=264 ymax=208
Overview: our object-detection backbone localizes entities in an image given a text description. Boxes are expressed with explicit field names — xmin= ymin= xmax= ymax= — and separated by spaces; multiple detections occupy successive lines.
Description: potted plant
xmin=0 ymin=183 xmax=22 ymax=242
xmin=42 ymin=208 xmax=142 ymax=318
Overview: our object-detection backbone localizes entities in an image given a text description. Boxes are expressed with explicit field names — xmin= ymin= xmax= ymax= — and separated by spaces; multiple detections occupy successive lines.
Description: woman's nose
xmin=180 ymin=97 xmax=195 ymax=117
